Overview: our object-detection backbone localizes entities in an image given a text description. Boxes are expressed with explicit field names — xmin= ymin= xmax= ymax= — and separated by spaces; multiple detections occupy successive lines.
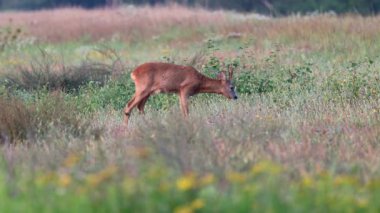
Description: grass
xmin=1 ymin=5 xmax=380 ymax=212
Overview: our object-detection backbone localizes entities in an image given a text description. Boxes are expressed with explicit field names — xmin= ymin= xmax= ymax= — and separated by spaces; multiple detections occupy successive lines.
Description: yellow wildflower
xmin=122 ymin=177 xmax=136 ymax=194
xmin=161 ymin=48 xmax=171 ymax=55
xmin=191 ymin=199 xmax=205 ymax=210
xmin=334 ymin=175 xmax=357 ymax=186
xmin=6 ymin=58 xmax=23 ymax=66
xmin=58 ymin=173 xmax=72 ymax=188
xmin=356 ymin=197 xmax=369 ymax=208
xmin=366 ymin=179 xmax=380 ymax=189
xmin=86 ymin=165 xmax=118 ymax=188
xmin=35 ymin=172 xmax=55 ymax=186
xmin=226 ymin=171 xmax=247 ymax=183
xmin=174 ymin=205 xmax=193 ymax=213
xmin=87 ymin=50 xmax=106 ymax=61
xmin=200 ymin=173 xmax=215 ymax=186
xmin=301 ymin=175 xmax=313 ymax=188
xmin=251 ymin=161 xmax=282 ymax=176
xmin=176 ymin=173 xmax=196 ymax=191
xmin=63 ymin=154 xmax=80 ymax=168
xmin=174 ymin=199 xmax=205 ymax=213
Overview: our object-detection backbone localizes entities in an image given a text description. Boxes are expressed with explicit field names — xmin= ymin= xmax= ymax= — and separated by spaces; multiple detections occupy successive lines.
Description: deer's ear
xmin=217 ymin=71 xmax=227 ymax=81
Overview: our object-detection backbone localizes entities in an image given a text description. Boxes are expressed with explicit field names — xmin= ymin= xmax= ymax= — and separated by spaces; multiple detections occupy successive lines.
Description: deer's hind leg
xmin=127 ymin=96 xmax=135 ymax=108
xmin=124 ymin=95 xmax=135 ymax=126
xmin=137 ymin=95 xmax=150 ymax=114
xmin=124 ymin=90 xmax=150 ymax=126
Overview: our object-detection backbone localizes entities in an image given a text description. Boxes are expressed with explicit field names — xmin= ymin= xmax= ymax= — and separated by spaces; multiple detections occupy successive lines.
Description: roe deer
xmin=124 ymin=62 xmax=237 ymax=126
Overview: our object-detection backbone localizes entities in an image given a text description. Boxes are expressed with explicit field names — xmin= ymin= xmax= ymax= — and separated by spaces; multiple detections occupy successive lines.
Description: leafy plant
xmin=286 ymin=63 xmax=313 ymax=85
xmin=235 ymin=71 xmax=276 ymax=94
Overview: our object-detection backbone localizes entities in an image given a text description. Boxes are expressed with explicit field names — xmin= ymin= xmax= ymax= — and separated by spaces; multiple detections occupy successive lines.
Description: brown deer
xmin=124 ymin=62 xmax=237 ymax=126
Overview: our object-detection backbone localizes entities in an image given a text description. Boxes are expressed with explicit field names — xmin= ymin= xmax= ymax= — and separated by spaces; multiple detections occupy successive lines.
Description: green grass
xmin=1 ymin=10 xmax=380 ymax=212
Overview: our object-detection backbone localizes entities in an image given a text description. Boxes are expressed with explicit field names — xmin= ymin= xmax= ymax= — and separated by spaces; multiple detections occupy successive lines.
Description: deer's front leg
xmin=179 ymin=91 xmax=189 ymax=117
xmin=179 ymin=86 xmax=197 ymax=117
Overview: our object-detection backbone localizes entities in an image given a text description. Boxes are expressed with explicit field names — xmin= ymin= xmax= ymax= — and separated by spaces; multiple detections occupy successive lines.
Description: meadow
xmin=1 ymin=5 xmax=380 ymax=212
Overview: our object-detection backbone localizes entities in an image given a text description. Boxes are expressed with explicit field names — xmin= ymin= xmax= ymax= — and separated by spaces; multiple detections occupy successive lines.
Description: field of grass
xmin=1 ymin=5 xmax=380 ymax=212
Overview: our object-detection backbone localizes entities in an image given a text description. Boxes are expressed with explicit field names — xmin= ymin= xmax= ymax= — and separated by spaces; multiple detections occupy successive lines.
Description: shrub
xmin=4 ymin=51 xmax=115 ymax=92
xmin=285 ymin=62 xmax=314 ymax=90
xmin=33 ymin=92 xmax=91 ymax=137
xmin=75 ymin=74 xmax=135 ymax=112
xmin=323 ymin=59 xmax=380 ymax=101
xmin=0 ymin=92 xmax=98 ymax=144
xmin=235 ymin=71 xmax=276 ymax=94
xmin=0 ymin=96 xmax=34 ymax=144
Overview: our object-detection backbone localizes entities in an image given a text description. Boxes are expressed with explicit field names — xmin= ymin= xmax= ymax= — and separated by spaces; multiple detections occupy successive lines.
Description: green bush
xmin=234 ymin=62 xmax=314 ymax=95
xmin=235 ymin=71 xmax=276 ymax=94
xmin=323 ymin=59 xmax=380 ymax=101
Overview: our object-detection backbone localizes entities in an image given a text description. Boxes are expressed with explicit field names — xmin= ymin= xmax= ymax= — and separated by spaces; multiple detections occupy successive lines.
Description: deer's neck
xmin=198 ymin=77 xmax=223 ymax=94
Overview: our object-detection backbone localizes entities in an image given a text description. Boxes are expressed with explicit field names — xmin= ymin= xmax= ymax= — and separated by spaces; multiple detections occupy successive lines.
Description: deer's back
xmin=131 ymin=62 xmax=203 ymax=93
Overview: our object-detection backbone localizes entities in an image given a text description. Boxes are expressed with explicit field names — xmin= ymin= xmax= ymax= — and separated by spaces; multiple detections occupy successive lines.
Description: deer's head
xmin=217 ymin=66 xmax=238 ymax=100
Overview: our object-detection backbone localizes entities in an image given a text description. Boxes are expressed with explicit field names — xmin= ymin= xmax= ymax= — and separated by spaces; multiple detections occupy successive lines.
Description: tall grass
xmin=0 ymin=96 xmax=33 ymax=144
xmin=0 ymin=92 xmax=99 ymax=144
xmin=0 ymin=6 xmax=379 ymax=47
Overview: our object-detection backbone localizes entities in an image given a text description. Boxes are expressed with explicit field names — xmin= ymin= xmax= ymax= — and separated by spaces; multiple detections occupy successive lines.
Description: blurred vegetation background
xmin=1 ymin=0 xmax=380 ymax=210
xmin=0 ymin=0 xmax=380 ymax=15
